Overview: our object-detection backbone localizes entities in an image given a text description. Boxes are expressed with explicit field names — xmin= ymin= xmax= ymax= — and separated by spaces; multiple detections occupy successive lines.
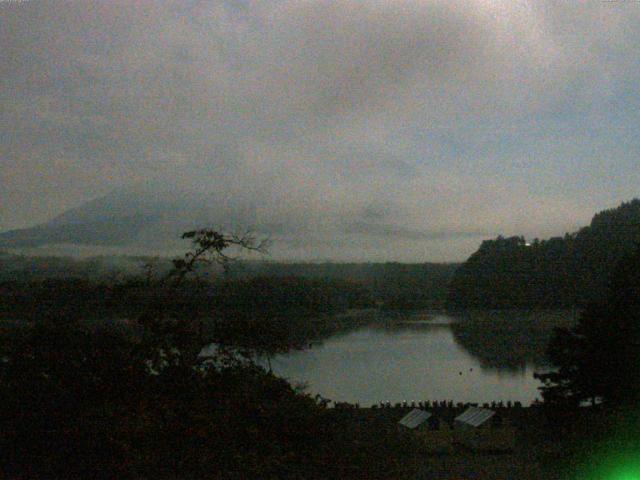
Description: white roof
xmin=454 ymin=407 xmax=495 ymax=427
xmin=398 ymin=409 xmax=432 ymax=429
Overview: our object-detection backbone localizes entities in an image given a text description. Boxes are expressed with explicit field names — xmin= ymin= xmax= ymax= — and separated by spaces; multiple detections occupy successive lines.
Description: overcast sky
xmin=1 ymin=0 xmax=639 ymax=261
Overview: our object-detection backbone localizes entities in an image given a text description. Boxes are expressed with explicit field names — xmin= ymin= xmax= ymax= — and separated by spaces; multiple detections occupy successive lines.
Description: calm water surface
xmin=267 ymin=310 xmax=573 ymax=406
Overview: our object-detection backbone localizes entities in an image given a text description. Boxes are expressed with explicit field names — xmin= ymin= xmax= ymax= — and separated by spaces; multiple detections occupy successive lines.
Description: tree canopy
xmin=535 ymin=244 xmax=640 ymax=406
xmin=447 ymin=199 xmax=640 ymax=309
xmin=0 ymin=229 xmax=417 ymax=478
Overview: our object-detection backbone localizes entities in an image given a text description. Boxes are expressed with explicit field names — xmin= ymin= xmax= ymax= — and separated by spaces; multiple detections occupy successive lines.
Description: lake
xmin=265 ymin=310 xmax=574 ymax=406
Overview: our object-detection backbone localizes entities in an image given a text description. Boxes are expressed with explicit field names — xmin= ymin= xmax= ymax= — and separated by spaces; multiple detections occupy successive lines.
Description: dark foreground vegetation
xmin=5 ymin=310 xmax=636 ymax=479
xmin=0 ymin=230 xmax=418 ymax=478
xmin=0 ymin=316 xmax=424 ymax=479
xmin=530 ymin=243 xmax=640 ymax=478
xmin=536 ymin=243 xmax=640 ymax=407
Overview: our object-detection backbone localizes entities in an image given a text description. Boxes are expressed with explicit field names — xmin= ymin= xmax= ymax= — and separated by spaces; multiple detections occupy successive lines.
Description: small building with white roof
xmin=454 ymin=407 xmax=515 ymax=452
xmin=398 ymin=408 xmax=432 ymax=431
xmin=454 ymin=406 xmax=496 ymax=430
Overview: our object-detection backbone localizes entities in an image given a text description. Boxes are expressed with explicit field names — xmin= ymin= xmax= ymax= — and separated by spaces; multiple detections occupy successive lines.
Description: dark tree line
xmin=0 ymin=251 xmax=459 ymax=310
xmin=535 ymin=244 xmax=640 ymax=407
xmin=447 ymin=199 xmax=640 ymax=309
xmin=0 ymin=275 xmax=371 ymax=318
xmin=231 ymin=261 xmax=459 ymax=309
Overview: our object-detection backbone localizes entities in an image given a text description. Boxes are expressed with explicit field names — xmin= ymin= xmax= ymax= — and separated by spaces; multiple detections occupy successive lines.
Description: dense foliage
xmin=447 ymin=199 xmax=640 ymax=309
xmin=0 ymin=230 xmax=416 ymax=478
xmin=535 ymin=245 xmax=640 ymax=406
xmin=0 ymin=317 xmax=415 ymax=479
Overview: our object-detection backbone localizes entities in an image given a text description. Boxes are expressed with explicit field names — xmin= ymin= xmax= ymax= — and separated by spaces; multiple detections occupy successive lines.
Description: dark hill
xmin=447 ymin=199 xmax=640 ymax=309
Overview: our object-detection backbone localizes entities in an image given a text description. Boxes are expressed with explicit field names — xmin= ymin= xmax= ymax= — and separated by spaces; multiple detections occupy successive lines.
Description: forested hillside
xmin=229 ymin=262 xmax=459 ymax=309
xmin=0 ymin=253 xmax=458 ymax=310
xmin=447 ymin=199 xmax=640 ymax=309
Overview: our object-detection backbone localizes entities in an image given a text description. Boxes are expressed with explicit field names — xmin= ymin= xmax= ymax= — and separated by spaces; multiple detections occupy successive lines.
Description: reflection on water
xmin=268 ymin=310 xmax=574 ymax=406
xmin=449 ymin=310 xmax=575 ymax=372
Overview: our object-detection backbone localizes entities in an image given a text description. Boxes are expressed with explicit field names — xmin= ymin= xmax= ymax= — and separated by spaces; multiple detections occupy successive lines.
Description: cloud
xmin=343 ymin=222 xmax=488 ymax=242
xmin=1 ymin=0 xmax=639 ymax=260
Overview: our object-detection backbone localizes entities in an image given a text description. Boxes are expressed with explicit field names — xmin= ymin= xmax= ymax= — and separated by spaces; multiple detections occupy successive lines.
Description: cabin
xmin=454 ymin=406 xmax=495 ymax=431
xmin=453 ymin=407 xmax=515 ymax=452
xmin=398 ymin=408 xmax=432 ymax=432
xmin=398 ymin=409 xmax=455 ymax=453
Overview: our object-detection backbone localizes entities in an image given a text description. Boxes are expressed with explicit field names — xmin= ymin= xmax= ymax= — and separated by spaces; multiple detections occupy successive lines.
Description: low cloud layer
xmin=2 ymin=0 xmax=639 ymax=261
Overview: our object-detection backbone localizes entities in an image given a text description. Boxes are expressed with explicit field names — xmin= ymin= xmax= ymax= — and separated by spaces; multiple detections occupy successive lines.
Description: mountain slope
xmin=0 ymin=189 xmax=225 ymax=249
xmin=0 ymin=215 xmax=155 ymax=248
